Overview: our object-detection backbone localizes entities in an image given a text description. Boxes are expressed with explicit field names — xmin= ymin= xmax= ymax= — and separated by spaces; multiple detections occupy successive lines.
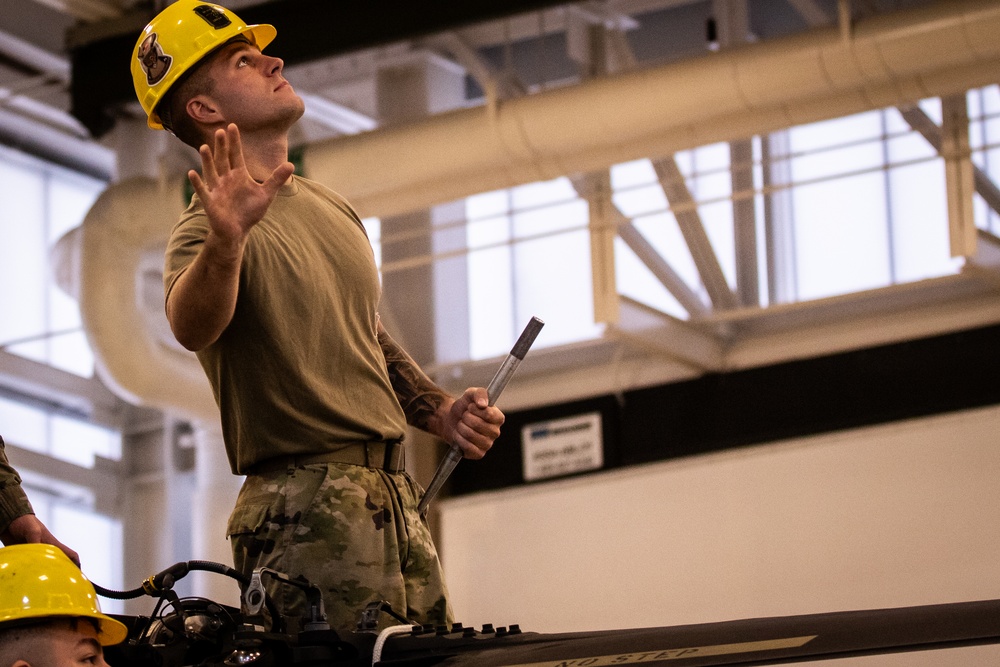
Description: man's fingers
xmin=458 ymin=409 xmax=501 ymax=440
xmin=38 ymin=532 xmax=81 ymax=567
xmin=49 ymin=537 xmax=81 ymax=567
xmin=462 ymin=386 xmax=491 ymax=410
xmin=188 ymin=169 xmax=208 ymax=200
xmin=214 ymin=128 xmax=230 ymax=175
xmin=456 ymin=435 xmax=488 ymax=460
xmin=448 ymin=386 xmax=504 ymax=461
xmin=227 ymin=124 xmax=246 ymax=172
xmin=190 ymin=125 xmax=290 ymax=234
xmin=198 ymin=144 xmax=218 ymax=186
xmin=462 ymin=387 xmax=504 ymax=425
xmin=262 ymin=161 xmax=295 ymax=193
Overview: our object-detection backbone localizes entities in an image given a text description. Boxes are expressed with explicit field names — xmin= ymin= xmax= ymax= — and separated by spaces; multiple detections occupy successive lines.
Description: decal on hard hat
xmin=194 ymin=5 xmax=232 ymax=29
xmin=137 ymin=33 xmax=172 ymax=86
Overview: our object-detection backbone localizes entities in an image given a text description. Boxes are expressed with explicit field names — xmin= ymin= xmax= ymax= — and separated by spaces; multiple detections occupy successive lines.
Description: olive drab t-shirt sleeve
xmin=163 ymin=196 xmax=212 ymax=308
xmin=0 ymin=436 xmax=34 ymax=534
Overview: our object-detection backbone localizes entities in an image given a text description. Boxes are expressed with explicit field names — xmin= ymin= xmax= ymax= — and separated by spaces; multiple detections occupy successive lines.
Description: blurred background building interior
xmin=0 ymin=1 xmax=998 ymax=664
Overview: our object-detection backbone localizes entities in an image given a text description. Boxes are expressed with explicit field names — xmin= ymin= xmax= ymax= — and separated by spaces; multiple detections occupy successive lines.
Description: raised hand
xmin=188 ymin=123 xmax=295 ymax=244
xmin=166 ymin=123 xmax=295 ymax=351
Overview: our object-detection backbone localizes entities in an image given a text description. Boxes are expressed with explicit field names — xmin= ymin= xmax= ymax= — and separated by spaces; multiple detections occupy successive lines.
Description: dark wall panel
xmin=450 ymin=322 xmax=1000 ymax=496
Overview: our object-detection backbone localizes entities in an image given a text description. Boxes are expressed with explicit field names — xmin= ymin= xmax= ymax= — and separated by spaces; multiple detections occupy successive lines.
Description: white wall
xmin=439 ymin=403 xmax=1000 ymax=665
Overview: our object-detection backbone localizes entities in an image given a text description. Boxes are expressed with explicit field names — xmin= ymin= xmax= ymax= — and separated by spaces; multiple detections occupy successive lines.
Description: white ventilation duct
xmin=77 ymin=0 xmax=1000 ymax=414
xmin=75 ymin=176 xmax=216 ymax=423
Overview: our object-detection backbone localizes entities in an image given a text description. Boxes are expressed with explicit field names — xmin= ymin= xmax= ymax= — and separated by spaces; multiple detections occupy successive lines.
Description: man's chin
xmin=273 ymin=103 xmax=306 ymax=132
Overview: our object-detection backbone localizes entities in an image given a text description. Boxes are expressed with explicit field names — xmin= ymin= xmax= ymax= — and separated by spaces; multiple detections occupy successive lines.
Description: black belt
xmin=247 ymin=440 xmax=405 ymax=475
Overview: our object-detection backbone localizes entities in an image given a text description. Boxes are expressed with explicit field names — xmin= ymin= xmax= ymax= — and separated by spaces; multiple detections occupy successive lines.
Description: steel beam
xmin=0 ymin=350 xmax=125 ymax=429
xmin=616 ymin=214 xmax=710 ymax=318
xmin=572 ymin=173 xmax=621 ymax=325
xmin=898 ymin=103 xmax=1000 ymax=219
xmin=713 ymin=0 xmax=759 ymax=307
xmin=652 ymin=157 xmax=738 ymax=310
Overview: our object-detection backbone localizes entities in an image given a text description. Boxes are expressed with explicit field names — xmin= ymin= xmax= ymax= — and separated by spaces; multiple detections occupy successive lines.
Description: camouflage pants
xmin=227 ymin=462 xmax=452 ymax=638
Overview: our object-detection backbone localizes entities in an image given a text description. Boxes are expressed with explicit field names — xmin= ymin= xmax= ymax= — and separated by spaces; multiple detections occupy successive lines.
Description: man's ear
xmin=186 ymin=95 xmax=221 ymax=124
xmin=12 ymin=660 xmax=32 ymax=667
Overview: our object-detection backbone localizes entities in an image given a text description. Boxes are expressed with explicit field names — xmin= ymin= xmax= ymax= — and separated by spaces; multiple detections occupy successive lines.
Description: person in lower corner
xmin=0 ymin=543 xmax=127 ymax=667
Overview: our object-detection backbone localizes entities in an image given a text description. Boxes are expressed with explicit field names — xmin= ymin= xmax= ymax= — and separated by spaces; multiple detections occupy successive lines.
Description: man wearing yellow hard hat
xmin=0 ymin=543 xmax=127 ymax=667
xmin=130 ymin=0 xmax=506 ymax=639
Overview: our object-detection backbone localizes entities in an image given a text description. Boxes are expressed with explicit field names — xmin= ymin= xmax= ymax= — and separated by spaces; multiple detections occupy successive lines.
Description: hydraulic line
xmin=92 ymin=560 xmax=249 ymax=600
xmin=91 ymin=559 xmax=283 ymax=632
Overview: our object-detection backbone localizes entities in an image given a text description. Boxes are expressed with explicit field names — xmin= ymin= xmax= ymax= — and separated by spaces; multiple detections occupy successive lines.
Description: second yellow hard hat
xmin=0 ymin=543 xmax=128 ymax=646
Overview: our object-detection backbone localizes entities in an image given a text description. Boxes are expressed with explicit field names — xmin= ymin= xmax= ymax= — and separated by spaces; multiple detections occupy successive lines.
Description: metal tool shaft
xmin=417 ymin=316 xmax=544 ymax=515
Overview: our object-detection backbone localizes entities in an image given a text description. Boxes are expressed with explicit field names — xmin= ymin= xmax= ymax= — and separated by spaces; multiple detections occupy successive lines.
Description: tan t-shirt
xmin=164 ymin=176 xmax=407 ymax=474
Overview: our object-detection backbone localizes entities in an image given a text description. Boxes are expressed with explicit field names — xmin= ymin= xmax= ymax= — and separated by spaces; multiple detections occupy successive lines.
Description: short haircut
xmin=157 ymin=56 xmax=216 ymax=149
xmin=155 ymin=35 xmax=251 ymax=149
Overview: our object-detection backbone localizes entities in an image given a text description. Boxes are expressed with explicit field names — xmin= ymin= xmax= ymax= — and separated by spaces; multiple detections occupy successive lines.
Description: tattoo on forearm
xmin=379 ymin=328 xmax=448 ymax=431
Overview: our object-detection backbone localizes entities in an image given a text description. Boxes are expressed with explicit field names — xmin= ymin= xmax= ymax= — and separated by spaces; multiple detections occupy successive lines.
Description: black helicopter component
xmin=100 ymin=560 xmax=363 ymax=667
xmin=96 ymin=561 xmax=1000 ymax=667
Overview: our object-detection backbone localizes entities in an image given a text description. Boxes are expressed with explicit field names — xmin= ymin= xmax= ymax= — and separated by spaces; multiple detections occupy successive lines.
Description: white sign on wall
xmin=522 ymin=412 xmax=604 ymax=482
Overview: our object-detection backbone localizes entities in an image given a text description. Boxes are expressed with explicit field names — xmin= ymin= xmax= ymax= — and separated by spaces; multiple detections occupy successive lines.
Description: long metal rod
xmin=417 ymin=316 xmax=544 ymax=516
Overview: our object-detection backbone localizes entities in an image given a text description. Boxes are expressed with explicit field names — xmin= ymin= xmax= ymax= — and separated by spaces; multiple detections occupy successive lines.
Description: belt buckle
xmin=363 ymin=440 xmax=385 ymax=470
xmin=383 ymin=439 xmax=403 ymax=472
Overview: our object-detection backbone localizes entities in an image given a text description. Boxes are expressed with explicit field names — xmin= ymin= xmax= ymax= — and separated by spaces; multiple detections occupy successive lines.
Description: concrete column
xmin=121 ymin=416 xmax=238 ymax=609
xmin=103 ymin=120 xmax=202 ymax=613
xmin=189 ymin=421 xmax=243 ymax=606
xmin=117 ymin=411 xmax=200 ymax=613
xmin=572 ymin=172 xmax=619 ymax=325
xmin=118 ymin=416 xmax=167 ymax=616
xmin=374 ymin=52 xmax=470 ymax=520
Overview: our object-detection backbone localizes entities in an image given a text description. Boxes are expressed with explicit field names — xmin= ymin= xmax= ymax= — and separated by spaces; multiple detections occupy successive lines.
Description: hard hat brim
xmin=0 ymin=544 xmax=129 ymax=646
xmin=97 ymin=613 xmax=130 ymax=646
xmin=0 ymin=612 xmax=129 ymax=646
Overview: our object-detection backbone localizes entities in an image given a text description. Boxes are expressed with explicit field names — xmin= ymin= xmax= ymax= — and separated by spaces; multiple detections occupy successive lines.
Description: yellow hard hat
xmin=131 ymin=0 xmax=276 ymax=130
xmin=0 ymin=543 xmax=128 ymax=646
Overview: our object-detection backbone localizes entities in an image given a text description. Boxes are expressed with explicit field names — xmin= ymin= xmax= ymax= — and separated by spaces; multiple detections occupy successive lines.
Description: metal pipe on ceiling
xmin=305 ymin=0 xmax=1000 ymax=220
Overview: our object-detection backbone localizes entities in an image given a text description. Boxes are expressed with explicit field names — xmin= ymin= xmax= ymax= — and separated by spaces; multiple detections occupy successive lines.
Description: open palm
xmin=188 ymin=123 xmax=294 ymax=243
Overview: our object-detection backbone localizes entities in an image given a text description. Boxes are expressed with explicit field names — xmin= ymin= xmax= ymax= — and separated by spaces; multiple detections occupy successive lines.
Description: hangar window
xmin=970 ymin=85 xmax=1000 ymax=235
xmin=0 ymin=145 xmax=121 ymax=608
xmin=452 ymin=88 xmax=1000 ymax=359
xmin=0 ymin=395 xmax=123 ymax=610
xmin=0 ymin=144 xmax=106 ymax=378
xmin=0 ymin=395 xmax=120 ymax=466
xmin=466 ymin=177 xmax=599 ymax=360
